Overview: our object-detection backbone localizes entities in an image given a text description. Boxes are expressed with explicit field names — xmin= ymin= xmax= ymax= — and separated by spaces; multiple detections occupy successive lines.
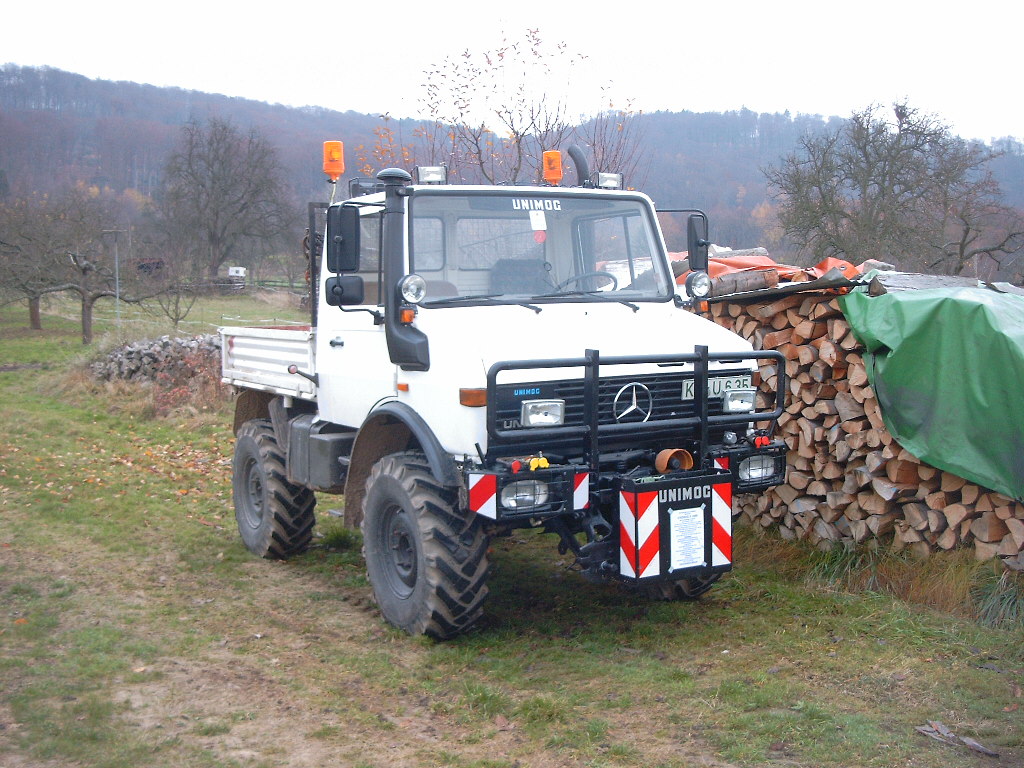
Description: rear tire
xmin=233 ymin=419 xmax=316 ymax=558
xmin=642 ymin=573 xmax=721 ymax=601
xmin=362 ymin=451 xmax=489 ymax=639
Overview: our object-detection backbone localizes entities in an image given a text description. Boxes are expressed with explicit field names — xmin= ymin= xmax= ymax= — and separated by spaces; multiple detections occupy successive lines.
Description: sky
xmin=6 ymin=0 xmax=1023 ymax=142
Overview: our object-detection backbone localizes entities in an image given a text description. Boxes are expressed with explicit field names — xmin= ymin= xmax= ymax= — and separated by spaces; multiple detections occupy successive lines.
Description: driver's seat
xmin=489 ymin=258 xmax=551 ymax=294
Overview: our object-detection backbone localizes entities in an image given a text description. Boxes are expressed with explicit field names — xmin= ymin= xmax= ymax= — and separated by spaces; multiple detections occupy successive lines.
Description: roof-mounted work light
xmin=415 ymin=165 xmax=448 ymax=184
xmin=597 ymin=172 xmax=623 ymax=190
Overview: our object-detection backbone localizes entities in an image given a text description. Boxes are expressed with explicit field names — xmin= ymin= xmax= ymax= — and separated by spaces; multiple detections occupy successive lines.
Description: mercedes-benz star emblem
xmin=613 ymin=383 xmax=653 ymax=422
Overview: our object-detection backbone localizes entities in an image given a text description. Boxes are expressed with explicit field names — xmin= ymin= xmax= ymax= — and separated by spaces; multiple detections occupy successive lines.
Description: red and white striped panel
xmin=467 ymin=473 xmax=497 ymax=519
xmin=619 ymin=490 xmax=660 ymax=579
xmin=712 ymin=458 xmax=733 ymax=566
xmin=573 ymin=473 xmax=590 ymax=511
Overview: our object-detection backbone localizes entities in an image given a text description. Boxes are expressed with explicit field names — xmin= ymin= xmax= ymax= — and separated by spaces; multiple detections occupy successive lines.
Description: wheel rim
xmin=240 ymin=457 xmax=265 ymax=530
xmin=381 ymin=505 xmax=418 ymax=598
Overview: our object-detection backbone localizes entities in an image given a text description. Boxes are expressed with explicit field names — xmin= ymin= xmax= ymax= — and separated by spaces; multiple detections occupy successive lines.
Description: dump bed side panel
xmin=220 ymin=326 xmax=316 ymax=399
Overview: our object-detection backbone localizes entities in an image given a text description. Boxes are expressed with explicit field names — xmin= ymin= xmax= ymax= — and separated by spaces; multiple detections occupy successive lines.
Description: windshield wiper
xmin=421 ymin=294 xmax=542 ymax=313
xmin=531 ymin=290 xmax=639 ymax=312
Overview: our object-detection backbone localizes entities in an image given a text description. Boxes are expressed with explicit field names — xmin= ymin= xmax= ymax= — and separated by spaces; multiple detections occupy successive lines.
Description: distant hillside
xmin=3 ymin=65 xmax=1022 ymax=257
xmin=0 ymin=65 xmax=382 ymax=201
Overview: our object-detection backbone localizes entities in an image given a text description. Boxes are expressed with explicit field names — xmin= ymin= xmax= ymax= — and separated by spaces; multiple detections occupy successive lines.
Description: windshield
xmin=409 ymin=191 xmax=672 ymax=305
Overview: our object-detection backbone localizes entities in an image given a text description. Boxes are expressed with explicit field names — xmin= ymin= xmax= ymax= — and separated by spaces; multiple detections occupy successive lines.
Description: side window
xmin=412 ymin=217 xmax=444 ymax=272
xmin=358 ymin=213 xmax=382 ymax=305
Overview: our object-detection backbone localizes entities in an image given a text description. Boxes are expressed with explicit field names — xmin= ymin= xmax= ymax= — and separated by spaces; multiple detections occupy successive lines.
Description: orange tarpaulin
xmin=670 ymin=253 xmax=863 ymax=282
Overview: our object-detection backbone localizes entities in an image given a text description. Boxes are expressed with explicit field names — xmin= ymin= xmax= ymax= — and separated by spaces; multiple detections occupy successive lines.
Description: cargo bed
xmin=220 ymin=325 xmax=316 ymax=399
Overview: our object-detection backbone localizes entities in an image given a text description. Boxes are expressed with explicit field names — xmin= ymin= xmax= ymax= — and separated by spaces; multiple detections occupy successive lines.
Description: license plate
xmin=681 ymin=374 xmax=752 ymax=400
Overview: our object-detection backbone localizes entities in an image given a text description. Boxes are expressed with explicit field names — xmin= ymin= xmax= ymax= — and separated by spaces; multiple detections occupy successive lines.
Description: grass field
xmin=1 ymin=297 xmax=1022 ymax=768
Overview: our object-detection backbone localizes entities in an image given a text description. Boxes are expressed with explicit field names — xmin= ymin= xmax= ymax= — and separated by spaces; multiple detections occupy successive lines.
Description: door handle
xmin=329 ymin=337 xmax=344 ymax=347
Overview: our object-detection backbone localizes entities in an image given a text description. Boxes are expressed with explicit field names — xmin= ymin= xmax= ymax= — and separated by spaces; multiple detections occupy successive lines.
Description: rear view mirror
xmin=324 ymin=275 xmax=365 ymax=306
xmin=687 ymin=213 xmax=709 ymax=273
xmin=326 ymin=205 xmax=360 ymax=273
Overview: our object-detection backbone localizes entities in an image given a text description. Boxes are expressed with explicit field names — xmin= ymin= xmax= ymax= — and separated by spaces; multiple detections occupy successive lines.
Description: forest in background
xmin=2 ymin=63 xmax=1024 ymax=265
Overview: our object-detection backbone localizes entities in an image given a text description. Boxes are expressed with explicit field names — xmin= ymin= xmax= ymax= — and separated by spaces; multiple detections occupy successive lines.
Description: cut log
xmin=775 ymin=484 xmax=802 ymax=505
xmin=970 ymin=513 xmax=1010 ymax=543
xmin=871 ymin=477 xmax=917 ymax=501
xmin=903 ymin=502 xmax=930 ymax=531
xmin=848 ymin=364 xmax=869 ymax=388
xmin=960 ymin=484 xmax=980 ymax=506
xmin=849 ymin=518 xmax=871 ymax=542
xmin=753 ymin=294 xmax=804 ymax=319
xmin=807 ymin=480 xmax=831 ymax=497
xmin=1005 ymin=518 xmax=1024 ymax=548
xmin=940 ymin=472 xmax=968 ymax=493
xmin=865 ymin=451 xmax=887 ymax=474
xmin=866 ymin=511 xmax=898 ymax=536
xmin=788 ymin=471 xmax=813 ymax=491
xmin=935 ymin=527 xmax=959 ymax=550
xmin=834 ymin=392 xmax=865 ymax=422
xmin=927 ymin=509 xmax=947 ymax=534
xmin=887 ymin=460 xmax=922 ymax=486
xmin=937 ymin=505 xmax=970 ymax=528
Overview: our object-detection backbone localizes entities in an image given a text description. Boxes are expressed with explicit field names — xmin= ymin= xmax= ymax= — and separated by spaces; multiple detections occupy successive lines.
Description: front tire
xmin=362 ymin=452 xmax=489 ymax=639
xmin=232 ymin=419 xmax=316 ymax=558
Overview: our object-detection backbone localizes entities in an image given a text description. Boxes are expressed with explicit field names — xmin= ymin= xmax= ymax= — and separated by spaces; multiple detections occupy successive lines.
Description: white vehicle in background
xmin=221 ymin=143 xmax=787 ymax=639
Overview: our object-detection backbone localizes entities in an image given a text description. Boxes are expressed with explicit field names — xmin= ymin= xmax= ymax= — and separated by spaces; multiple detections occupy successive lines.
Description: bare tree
xmin=135 ymin=228 xmax=200 ymax=330
xmin=59 ymin=185 xmax=138 ymax=344
xmin=417 ymin=29 xmax=580 ymax=184
xmin=161 ymin=118 xmax=293 ymax=279
xmin=577 ymin=91 xmax=647 ymax=188
xmin=353 ymin=31 xmax=645 ymax=189
xmin=10 ymin=184 xmax=160 ymax=344
xmin=765 ymin=102 xmax=1024 ymax=273
xmin=925 ymin=163 xmax=1024 ymax=276
xmin=0 ymin=192 xmax=70 ymax=329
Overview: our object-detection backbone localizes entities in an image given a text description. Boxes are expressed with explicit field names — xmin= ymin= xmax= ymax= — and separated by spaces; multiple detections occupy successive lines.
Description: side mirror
xmin=326 ymin=205 xmax=360 ymax=273
xmin=324 ymin=275 xmax=365 ymax=306
xmin=687 ymin=213 xmax=710 ymax=273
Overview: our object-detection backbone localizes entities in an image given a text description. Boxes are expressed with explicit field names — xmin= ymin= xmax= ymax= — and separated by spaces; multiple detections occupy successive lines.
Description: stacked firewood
xmin=707 ymin=291 xmax=1024 ymax=562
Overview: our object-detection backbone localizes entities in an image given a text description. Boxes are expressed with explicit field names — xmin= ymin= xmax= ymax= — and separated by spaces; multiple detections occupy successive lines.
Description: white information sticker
xmin=529 ymin=210 xmax=547 ymax=230
xmin=669 ymin=506 xmax=705 ymax=571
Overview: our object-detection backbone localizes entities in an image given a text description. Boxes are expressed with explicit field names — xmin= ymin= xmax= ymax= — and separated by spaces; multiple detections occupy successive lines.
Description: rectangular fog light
xmin=500 ymin=479 xmax=550 ymax=510
xmin=521 ymin=399 xmax=564 ymax=427
xmin=739 ymin=454 xmax=778 ymax=482
xmin=723 ymin=388 xmax=757 ymax=413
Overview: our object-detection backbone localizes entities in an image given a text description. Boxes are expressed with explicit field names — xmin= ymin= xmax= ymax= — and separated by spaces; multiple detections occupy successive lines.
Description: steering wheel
xmin=555 ymin=271 xmax=618 ymax=291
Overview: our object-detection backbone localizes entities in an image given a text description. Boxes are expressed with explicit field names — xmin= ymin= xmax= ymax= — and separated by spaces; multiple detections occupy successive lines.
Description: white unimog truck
xmin=221 ymin=144 xmax=787 ymax=639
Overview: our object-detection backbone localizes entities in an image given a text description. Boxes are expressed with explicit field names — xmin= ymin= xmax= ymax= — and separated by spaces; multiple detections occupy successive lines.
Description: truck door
xmin=315 ymin=208 xmax=396 ymax=427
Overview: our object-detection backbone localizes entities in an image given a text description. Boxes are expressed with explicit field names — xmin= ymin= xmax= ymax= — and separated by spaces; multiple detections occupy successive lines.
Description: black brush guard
xmin=485 ymin=345 xmax=786 ymax=473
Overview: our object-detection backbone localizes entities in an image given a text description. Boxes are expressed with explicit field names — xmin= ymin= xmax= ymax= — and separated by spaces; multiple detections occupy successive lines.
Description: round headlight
xmin=684 ymin=271 xmax=713 ymax=299
xmin=399 ymin=274 xmax=427 ymax=304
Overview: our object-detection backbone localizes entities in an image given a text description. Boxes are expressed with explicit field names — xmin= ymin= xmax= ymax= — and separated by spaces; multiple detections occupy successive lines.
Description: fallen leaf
xmin=1002 ymin=703 xmax=1019 ymax=712
xmin=14 ymin=618 xmax=28 ymax=625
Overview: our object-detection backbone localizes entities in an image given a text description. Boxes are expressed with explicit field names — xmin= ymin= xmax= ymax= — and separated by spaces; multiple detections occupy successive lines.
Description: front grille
xmin=494 ymin=370 xmax=745 ymax=430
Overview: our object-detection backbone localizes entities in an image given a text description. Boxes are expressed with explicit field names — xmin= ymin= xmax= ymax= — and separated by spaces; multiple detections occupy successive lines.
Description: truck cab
xmin=222 ymin=149 xmax=786 ymax=639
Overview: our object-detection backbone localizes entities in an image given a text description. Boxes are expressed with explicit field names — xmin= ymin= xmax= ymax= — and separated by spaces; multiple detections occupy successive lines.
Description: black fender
xmin=342 ymin=401 xmax=459 ymax=527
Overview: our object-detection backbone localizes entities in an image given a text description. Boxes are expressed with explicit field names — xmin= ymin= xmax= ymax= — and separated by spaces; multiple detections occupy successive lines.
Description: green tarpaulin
xmin=840 ymin=286 xmax=1024 ymax=502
